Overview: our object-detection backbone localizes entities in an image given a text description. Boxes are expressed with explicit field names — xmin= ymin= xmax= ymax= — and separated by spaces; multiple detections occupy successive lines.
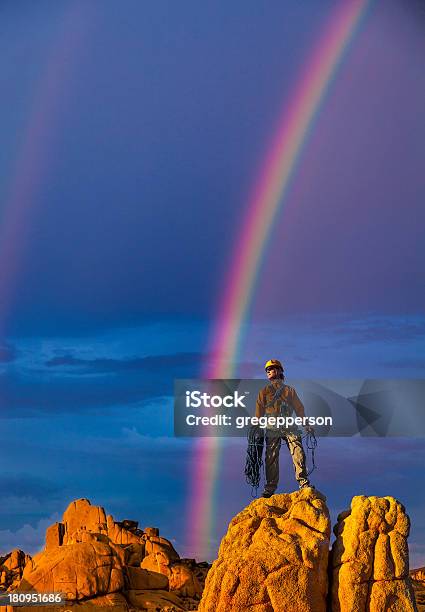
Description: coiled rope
xmin=303 ymin=429 xmax=317 ymax=477
xmin=244 ymin=425 xmax=265 ymax=497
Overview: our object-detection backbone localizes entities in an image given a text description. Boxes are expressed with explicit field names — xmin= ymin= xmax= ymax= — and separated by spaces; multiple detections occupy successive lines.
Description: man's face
xmin=266 ymin=366 xmax=282 ymax=380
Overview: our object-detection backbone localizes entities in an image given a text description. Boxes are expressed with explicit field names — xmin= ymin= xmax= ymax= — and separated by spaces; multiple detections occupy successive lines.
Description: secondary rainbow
xmin=188 ymin=0 xmax=372 ymax=560
xmin=0 ymin=4 xmax=88 ymax=336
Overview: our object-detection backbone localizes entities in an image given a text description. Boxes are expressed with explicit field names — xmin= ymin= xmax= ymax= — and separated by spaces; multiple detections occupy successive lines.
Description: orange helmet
xmin=264 ymin=359 xmax=284 ymax=372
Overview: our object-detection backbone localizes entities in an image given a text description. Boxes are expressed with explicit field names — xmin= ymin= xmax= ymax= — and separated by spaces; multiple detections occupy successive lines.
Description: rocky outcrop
xmin=46 ymin=499 xmax=167 ymax=549
xmin=0 ymin=550 xmax=30 ymax=591
xmin=410 ymin=568 xmax=425 ymax=612
xmin=125 ymin=589 xmax=185 ymax=610
xmin=1 ymin=494 xmax=420 ymax=612
xmin=20 ymin=541 xmax=124 ymax=600
xmin=5 ymin=498 xmax=208 ymax=611
xmin=141 ymin=552 xmax=202 ymax=599
xmin=198 ymin=487 xmax=331 ymax=612
xmin=411 ymin=567 xmax=425 ymax=583
xmin=331 ymin=495 xmax=417 ymax=612
xmin=198 ymin=491 xmax=419 ymax=612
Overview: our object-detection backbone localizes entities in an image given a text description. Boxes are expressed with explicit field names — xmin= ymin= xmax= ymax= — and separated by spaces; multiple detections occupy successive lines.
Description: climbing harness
xmin=263 ymin=382 xmax=292 ymax=424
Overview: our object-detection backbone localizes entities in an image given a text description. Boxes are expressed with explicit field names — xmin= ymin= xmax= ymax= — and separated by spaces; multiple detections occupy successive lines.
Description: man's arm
xmin=291 ymin=387 xmax=314 ymax=432
xmin=291 ymin=389 xmax=305 ymax=418
xmin=255 ymin=389 xmax=265 ymax=418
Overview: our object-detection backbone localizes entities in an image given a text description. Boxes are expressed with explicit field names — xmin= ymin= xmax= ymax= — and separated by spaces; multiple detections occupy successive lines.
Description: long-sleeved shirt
xmin=255 ymin=380 xmax=305 ymax=419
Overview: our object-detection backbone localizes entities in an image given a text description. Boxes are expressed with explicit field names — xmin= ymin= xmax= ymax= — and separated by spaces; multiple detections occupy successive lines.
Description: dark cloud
xmin=0 ymin=352 xmax=205 ymax=418
xmin=0 ymin=369 xmax=160 ymax=417
xmin=0 ymin=344 xmax=16 ymax=363
xmin=44 ymin=352 xmax=264 ymax=379
xmin=383 ymin=358 xmax=425 ymax=369
xmin=45 ymin=352 xmax=203 ymax=374
xmin=327 ymin=319 xmax=425 ymax=348
xmin=350 ymin=323 xmax=425 ymax=342
xmin=0 ymin=475 xmax=62 ymax=502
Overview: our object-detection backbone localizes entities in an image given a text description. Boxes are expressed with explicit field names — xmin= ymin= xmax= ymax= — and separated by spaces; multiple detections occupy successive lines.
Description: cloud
xmin=0 ymin=349 xmax=214 ymax=418
xmin=0 ymin=475 xmax=63 ymax=503
xmin=4 ymin=313 xmax=425 ymax=421
xmin=54 ymin=426 xmax=192 ymax=459
xmin=314 ymin=437 xmax=425 ymax=476
xmin=0 ymin=371 xmax=148 ymax=417
xmin=44 ymin=352 xmax=205 ymax=374
xmin=0 ymin=513 xmax=60 ymax=556
xmin=383 ymin=358 xmax=425 ymax=370
xmin=0 ymin=344 xmax=16 ymax=363
xmin=43 ymin=351 xmax=262 ymax=378
xmin=331 ymin=317 xmax=425 ymax=346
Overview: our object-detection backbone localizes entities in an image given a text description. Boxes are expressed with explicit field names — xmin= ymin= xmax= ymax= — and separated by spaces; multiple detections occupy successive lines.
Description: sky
xmin=0 ymin=0 xmax=425 ymax=569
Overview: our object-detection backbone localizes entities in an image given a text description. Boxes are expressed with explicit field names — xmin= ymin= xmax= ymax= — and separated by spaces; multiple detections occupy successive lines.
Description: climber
xmin=256 ymin=359 xmax=313 ymax=498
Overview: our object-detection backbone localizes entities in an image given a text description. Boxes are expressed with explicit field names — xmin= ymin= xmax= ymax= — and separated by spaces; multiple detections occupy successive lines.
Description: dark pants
xmin=264 ymin=431 xmax=309 ymax=494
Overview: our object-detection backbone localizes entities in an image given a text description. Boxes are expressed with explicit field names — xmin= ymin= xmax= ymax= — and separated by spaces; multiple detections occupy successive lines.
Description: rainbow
xmin=0 ymin=4 xmax=88 ymax=336
xmin=188 ymin=0 xmax=371 ymax=560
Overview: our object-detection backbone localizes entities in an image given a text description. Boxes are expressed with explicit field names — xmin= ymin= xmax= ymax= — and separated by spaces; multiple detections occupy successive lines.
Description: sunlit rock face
xmin=10 ymin=498 xmax=207 ymax=611
xmin=199 ymin=488 xmax=331 ymax=612
xmin=199 ymin=490 xmax=418 ymax=612
xmin=331 ymin=495 xmax=416 ymax=612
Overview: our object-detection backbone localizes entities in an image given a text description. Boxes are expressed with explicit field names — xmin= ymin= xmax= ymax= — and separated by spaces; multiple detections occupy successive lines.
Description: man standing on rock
xmin=256 ymin=359 xmax=313 ymax=497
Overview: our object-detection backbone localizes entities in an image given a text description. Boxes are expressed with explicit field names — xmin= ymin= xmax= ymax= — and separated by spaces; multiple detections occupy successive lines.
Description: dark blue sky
xmin=0 ymin=0 xmax=424 ymax=567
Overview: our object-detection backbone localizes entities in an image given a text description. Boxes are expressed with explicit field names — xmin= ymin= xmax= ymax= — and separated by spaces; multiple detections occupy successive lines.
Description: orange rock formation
xmin=2 ymin=498 xmax=207 ymax=612
xmin=0 ymin=493 xmax=420 ymax=611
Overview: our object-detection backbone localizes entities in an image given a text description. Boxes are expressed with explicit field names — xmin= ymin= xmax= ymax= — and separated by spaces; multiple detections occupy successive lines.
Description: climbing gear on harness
xmin=264 ymin=359 xmax=284 ymax=372
xmin=244 ymin=425 xmax=265 ymax=496
xmin=263 ymin=382 xmax=292 ymax=429
xmin=264 ymin=381 xmax=286 ymax=409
